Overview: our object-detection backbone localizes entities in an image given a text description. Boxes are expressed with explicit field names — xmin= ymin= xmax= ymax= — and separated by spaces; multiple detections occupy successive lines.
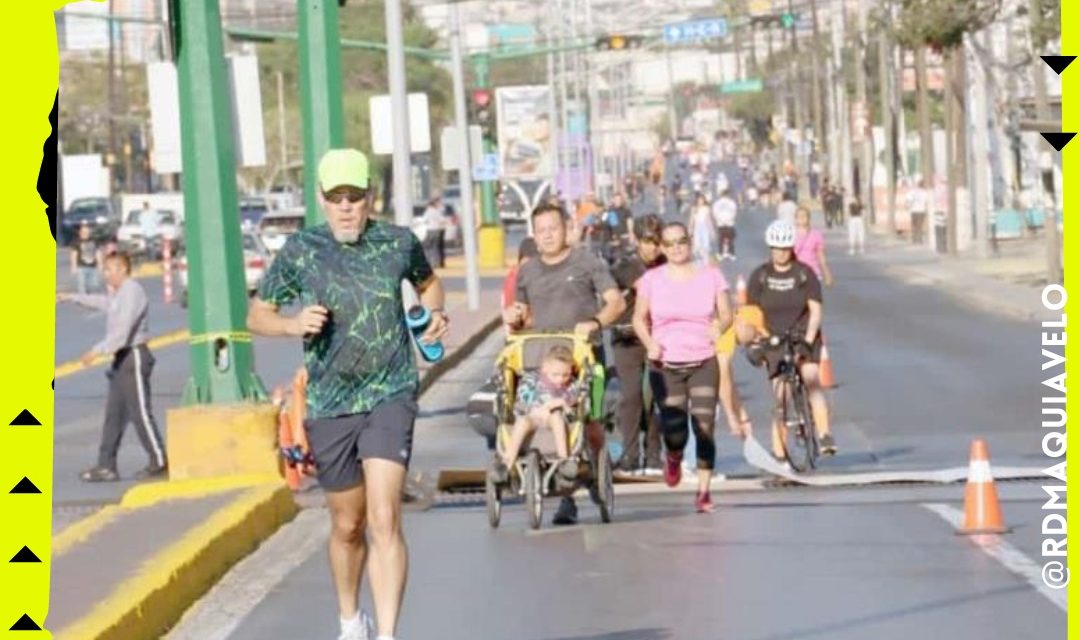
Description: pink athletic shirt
xmin=794 ymin=228 xmax=825 ymax=277
xmin=637 ymin=264 xmax=729 ymax=363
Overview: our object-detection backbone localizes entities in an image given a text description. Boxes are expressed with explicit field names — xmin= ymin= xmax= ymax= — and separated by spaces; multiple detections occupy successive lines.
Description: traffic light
xmin=595 ymin=35 xmax=645 ymax=51
xmin=471 ymin=88 xmax=495 ymax=140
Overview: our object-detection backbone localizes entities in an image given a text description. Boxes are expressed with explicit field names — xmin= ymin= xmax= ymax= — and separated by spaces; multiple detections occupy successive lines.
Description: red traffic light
xmin=472 ymin=89 xmax=492 ymax=107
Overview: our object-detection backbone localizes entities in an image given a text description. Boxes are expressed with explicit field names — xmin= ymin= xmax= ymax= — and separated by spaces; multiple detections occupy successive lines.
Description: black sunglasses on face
xmin=323 ymin=189 xmax=368 ymax=204
xmin=661 ymin=236 xmax=690 ymax=248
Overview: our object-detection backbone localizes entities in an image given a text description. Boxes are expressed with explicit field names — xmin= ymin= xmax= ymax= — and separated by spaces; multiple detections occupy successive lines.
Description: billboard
xmin=495 ymin=85 xmax=553 ymax=179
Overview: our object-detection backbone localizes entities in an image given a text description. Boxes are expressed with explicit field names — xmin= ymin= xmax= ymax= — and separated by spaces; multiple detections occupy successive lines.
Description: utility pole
xmin=385 ymin=0 xmax=414 ymax=227
xmin=449 ymin=1 xmax=480 ymax=310
xmin=809 ymin=0 xmax=825 ymax=167
xmin=276 ymin=70 xmax=287 ymax=182
xmin=173 ymin=0 xmax=265 ymax=404
xmin=854 ymin=0 xmax=872 ymax=220
xmin=666 ymin=43 xmax=678 ymax=140
xmin=877 ymin=13 xmax=897 ymax=234
xmin=546 ymin=20 xmax=561 ymax=194
xmin=298 ymin=0 xmax=345 ymax=225
xmin=108 ymin=0 xmax=118 ymax=194
xmin=834 ymin=2 xmax=853 ymax=199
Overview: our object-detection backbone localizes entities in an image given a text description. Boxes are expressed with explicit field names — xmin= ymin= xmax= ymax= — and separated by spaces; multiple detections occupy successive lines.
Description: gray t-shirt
xmin=515 ymin=247 xmax=617 ymax=331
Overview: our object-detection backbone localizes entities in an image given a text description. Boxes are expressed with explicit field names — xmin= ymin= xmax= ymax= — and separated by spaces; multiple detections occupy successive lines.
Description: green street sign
xmin=721 ymin=79 xmax=764 ymax=94
xmin=781 ymin=12 xmax=796 ymax=28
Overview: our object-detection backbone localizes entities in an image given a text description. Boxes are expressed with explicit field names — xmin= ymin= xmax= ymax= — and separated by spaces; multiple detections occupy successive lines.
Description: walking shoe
xmin=613 ymin=457 xmax=637 ymax=475
xmin=134 ymin=463 xmax=168 ymax=481
xmin=552 ymin=496 xmax=578 ymax=526
xmin=664 ymin=450 xmax=683 ymax=488
xmin=79 ymin=466 xmax=119 ymax=483
xmin=820 ymin=434 xmax=838 ymax=456
xmin=337 ymin=611 xmax=375 ymax=640
xmin=695 ymin=490 xmax=714 ymax=513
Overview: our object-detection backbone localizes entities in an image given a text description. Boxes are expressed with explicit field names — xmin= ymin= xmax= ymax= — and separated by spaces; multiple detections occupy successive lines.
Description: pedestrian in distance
xmin=689 ymin=192 xmax=718 ymax=266
xmin=609 ymin=214 xmax=666 ymax=475
xmin=793 ymin=206 xmax=834 ymax=287
xmin=503 ymin=202 xmax=626 ymax=525
xmin=712 ymin=189 xmax=739 ymax=261
xmin=633 ymin=221 xmax=733 ymax=513
xmin=776 ymin=193 xmax=799 ymax=225
xmin=71 ymin=222 xmax=104 ymax=294
xmin=57 ymin=252 xmax=168 ymax=483
xmin=906 ymin=179 xmax=930 ymax=246
xmin=247 ymin=148 xmax=448 ymax=640
xmin=420 ymin=195 xmax=446 ymax=269
xmin=848 ymin=196 xmax=866 ymax=255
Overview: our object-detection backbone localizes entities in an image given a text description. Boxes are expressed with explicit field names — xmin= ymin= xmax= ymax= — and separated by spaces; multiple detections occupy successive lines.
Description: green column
xmin=472 ymin=55 xmax=498 ymax=226
xmin=174 ymin=0 xmax=264 ymax=404
xmin=298 ymin=0 xmax=346 ymax=226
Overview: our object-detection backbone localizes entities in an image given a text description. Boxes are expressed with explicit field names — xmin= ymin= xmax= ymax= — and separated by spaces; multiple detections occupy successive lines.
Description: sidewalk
xmin=846 ymin=225 xmax=1058 ymax=322
xmin=49 ymin=272 xmax=506 ymax=640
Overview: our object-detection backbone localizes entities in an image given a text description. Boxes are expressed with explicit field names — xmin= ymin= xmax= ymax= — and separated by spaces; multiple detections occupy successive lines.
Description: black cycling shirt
xmin=746 ymin=261 xmax=822 ymax=337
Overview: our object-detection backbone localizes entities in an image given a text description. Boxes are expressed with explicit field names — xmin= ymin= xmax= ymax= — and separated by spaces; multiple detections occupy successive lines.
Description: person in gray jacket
xmin=58 ymin=252 xmax=168 ymax=482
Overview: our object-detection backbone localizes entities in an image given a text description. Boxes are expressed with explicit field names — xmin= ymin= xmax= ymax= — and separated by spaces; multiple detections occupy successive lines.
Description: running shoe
xmin=664 ymin=450 xmax=683 ymax=487
xmin=134 ymin=463 xmax=168 ymax=480
xmin=552 ymin=496 xmax=578 ymax=525
xmin=819 ymin=434 xmax=838 ymax=456
xmin=557 ymin=458 xmax=580 ymax=482
xmin=337 ymin=611 xmax=374 ymax=640
xmin=487 ymin=458 xmax=509 ymax=485
xmin=695 ymin=490 xmax=714 ymax=513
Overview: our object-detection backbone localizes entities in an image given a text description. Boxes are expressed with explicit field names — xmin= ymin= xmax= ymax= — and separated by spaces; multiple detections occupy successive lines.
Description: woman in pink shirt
xmin=793 ymin=206 xmax=833 ymax=286
xmin=633 ymin=222 xmax=733 ymax=513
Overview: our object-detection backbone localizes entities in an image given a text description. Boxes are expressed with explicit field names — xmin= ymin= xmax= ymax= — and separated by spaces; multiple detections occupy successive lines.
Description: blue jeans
xmin=76 ymin=266 xmax=100 ymax=294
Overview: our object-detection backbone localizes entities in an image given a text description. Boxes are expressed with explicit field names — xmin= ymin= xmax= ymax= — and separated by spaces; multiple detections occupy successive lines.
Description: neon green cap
xmin=318 ymin=148 xmax=370 ymax=191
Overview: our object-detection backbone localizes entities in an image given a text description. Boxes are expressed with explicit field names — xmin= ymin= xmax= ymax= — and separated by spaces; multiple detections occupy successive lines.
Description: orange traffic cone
xmin=736 ymin=274 xmax=747 ymax=306
xmin=819 ymin=342 xmax=835 ymax=388
xmin=959 ymin=439 xmax=1010 ymax=535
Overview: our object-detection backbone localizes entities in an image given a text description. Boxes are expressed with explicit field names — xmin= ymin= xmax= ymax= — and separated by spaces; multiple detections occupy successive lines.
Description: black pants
xmin=611 ymin=340 xmax=662 ymax=468
xmin=649 ymin=358 xmax=719 ymax=470
xmin=717 ymin=226 xmax=736 ymax=256
xmin=911 ymin=212 xmax=927 ymax=244
xmin=99 ymin=345 xmax=167 ymax=470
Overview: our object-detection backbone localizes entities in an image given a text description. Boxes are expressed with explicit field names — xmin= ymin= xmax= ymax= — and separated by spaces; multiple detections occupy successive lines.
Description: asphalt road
xmin=164 ymin=203 xmax=1059 ymax=638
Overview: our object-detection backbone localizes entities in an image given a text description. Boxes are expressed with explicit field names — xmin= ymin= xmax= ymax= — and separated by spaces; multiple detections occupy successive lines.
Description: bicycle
xmin=754 ymin=331 xmax=820 ymax=473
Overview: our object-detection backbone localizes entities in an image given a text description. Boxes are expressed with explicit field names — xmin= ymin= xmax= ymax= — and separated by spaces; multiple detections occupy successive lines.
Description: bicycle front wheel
xmin=780 ymin=378 xmax=815 ymax=473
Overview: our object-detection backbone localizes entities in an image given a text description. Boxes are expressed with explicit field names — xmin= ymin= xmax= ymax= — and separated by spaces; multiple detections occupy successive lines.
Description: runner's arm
xmin=595 ymin=288 xmax=626 ymax=328
xmin=247 ymin=298 xmax=301 ymax=337
xmin=631 ymin=290 xmax=657 ymax=352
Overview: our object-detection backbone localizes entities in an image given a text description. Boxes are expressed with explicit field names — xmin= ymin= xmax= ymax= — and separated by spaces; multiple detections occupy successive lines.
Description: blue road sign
xmin=663 ymin=18 xmax=728 ymax=46
xmin=472 ymin=153 xmax=500 ymax=182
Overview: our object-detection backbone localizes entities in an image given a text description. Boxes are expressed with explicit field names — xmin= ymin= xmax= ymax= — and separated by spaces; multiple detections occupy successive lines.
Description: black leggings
xmin=648 ymin=358 xmax=719 ymax=470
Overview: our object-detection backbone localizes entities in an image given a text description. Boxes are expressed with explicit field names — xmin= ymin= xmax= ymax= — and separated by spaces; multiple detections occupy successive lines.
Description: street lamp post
xmin=385 ymin=0 xmax=414 ymax=227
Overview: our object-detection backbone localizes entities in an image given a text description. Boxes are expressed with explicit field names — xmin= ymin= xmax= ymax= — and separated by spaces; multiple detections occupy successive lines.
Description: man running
xmin=248 ymin=148 xmax=447 ymax=640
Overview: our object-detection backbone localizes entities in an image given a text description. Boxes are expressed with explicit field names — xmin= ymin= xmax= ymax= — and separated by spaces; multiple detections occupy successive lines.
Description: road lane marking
xmin=55 ymin=329 xmax=190 ymax=379
xmin=163 ymin=508 xmax=329 ymax=640
xmin=923 ymin=503 xmax=1067 ymax=612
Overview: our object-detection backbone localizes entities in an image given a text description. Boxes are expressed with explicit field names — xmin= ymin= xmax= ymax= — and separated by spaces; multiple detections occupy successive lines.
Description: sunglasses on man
xmin=322 ymin=189 xmax=369 ymax=204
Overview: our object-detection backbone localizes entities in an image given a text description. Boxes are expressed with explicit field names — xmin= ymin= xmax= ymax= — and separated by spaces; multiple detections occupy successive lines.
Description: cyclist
xmin=633 ymin=222 xmax=733 ymax=513
xmin=736 ymin=221 xmax=837 ymax=460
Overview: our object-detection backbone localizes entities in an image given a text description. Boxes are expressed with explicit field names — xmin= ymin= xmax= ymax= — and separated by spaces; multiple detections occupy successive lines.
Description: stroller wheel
xmin=524 ymin=450 xmax=543 ymax=530
xmin=485 ymin=473 xmax=502 ymax=529
xmin=594 ymin=446 xmax=615 ymax=524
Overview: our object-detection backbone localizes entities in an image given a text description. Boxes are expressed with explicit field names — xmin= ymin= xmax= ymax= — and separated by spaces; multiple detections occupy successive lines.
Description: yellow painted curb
xmin=120 ymin=474 xmax=283 ymax=509
xmin=53 ymin=506 xmax=124 ymax=557
xmin=56 ymin=483 xmax=298 ymax=640
xmin=132 ymin=261 xmax=163 ymax=278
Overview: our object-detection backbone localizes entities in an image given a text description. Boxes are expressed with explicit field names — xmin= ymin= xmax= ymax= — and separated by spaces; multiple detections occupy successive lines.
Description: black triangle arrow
xmin=10 ymin=614 xmax=41 ymax=631
xmin=9 ymin=409 xmax=40 ymax=426
xmin=10 ymin=546 xmax=41 ymax=563
xmin=10 ymin=477 xmax=41 ymax=494
xmin=1042 ymin=55 xmax=1076 ymax=75
xmin=1041 ymin=132 xmax=1076 ymax=152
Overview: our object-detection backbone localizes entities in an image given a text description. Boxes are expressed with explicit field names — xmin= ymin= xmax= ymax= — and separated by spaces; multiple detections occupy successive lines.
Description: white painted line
xmin=923 ymin=503 xmax=1067 ymax=613
xmin=164 ymin=508 xmax=330 ymax=640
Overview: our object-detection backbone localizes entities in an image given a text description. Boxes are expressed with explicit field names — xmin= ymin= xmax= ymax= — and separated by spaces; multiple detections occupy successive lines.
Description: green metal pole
xmin=472 ymin=55 xmax=499 ymax=226
xmin=173 ymin=0 xmax=264 ymax=404
xmin=298 ymin=0 xmax=346 ymax=226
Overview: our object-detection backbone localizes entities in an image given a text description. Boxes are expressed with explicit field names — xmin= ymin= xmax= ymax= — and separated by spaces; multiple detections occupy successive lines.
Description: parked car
xmin=116 ymin=209 xmax=183 ymax=261
xmin=176 ymin=229 xmax=270 ymax=308
xmin=240 ymin=197 xmax=270 ymax=226
xmin=258 ymin=208 xmax=306 ymax=253
xmin=60 ymin=197 xmax=121 ymax=246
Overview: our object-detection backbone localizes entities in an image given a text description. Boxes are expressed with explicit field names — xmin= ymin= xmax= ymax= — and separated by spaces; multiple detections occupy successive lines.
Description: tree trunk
xmin=944 ymin=47 xmax=957 ymax=255
xmin=915 ymin=46 xmax=934 ymax=185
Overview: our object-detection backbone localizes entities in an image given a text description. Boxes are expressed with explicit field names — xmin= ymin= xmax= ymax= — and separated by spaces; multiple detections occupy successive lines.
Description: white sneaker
xmin=338 ymin=611 xmax=375 ymax=640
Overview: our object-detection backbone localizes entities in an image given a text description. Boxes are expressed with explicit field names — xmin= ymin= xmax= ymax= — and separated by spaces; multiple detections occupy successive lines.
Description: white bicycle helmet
xmin=765 ymin=220 xmax=796 ymax=248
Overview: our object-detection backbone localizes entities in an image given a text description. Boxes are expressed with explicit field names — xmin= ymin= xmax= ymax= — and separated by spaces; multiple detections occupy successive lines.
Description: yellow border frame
xmin=1062 ymin=1 xmax=1076 ymax=629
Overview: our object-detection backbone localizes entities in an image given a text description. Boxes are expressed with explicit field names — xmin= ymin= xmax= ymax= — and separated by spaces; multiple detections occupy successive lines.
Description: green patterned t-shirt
xmin=257 ymin=220 xmax=434 ymax=419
